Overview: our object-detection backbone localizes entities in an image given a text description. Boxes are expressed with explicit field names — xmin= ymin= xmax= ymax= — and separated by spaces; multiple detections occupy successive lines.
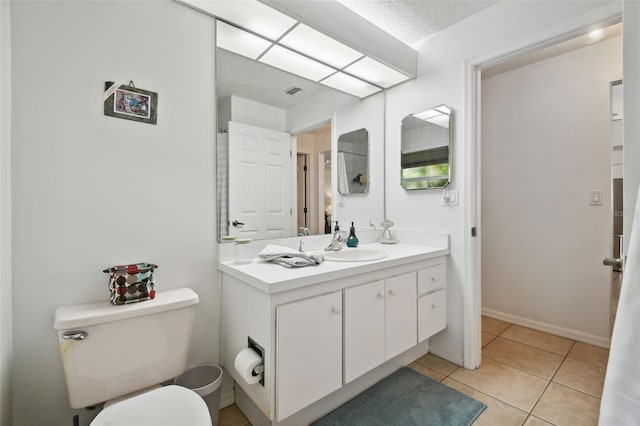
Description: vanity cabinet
xmin=219 ymin=243 xmax=449 ymax=426
xmin=344 ymin=272 xmax=417 ymax=384
xmin=276 ymin=291 xmax=343 ymax=421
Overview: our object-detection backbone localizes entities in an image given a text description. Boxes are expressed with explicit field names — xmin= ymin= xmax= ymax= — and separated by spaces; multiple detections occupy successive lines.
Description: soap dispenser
xmin=347 ymin=221 xmax=359 ymax=247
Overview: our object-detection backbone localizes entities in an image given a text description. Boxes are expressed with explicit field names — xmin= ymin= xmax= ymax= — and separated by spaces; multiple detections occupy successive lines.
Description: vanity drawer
xmin=417 ymin=263 xmax=446 ymax=296
xmin=417 ymin=289 xmax=447 ymax=342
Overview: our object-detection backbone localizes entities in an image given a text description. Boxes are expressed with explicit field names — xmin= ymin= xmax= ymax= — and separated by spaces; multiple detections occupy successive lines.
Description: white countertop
xmin=218 ymin=242 xmax=449 ymax=294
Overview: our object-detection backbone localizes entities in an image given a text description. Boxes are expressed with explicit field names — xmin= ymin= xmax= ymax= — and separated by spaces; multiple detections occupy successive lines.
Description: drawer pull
xmin=431 ymin=277 xmax=437 ymax=282
xmin=331 ymin=307 xmax=341 ymax=314
xmin=377 ymin=293 xmax=385 ymax=299
xmin=388 ymin=289 xmax=396 ymax=296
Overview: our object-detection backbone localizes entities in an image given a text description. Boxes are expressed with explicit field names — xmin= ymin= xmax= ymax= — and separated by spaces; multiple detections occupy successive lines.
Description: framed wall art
xmin=104 ymin=81 xmax=157 ymax=125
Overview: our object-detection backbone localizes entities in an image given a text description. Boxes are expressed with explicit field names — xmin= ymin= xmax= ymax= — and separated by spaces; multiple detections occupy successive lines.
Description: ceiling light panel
xmin=185 ymin=0 xmax=296 ymax=40
xmin=345 ymin=57 xmax=410 ymax=88
xmin=321 ymin=72 xmax=381 ymax=98
xmin=279 ymin=24 xmax=364 ymax=69
xmin=259 ymin=45 xmax=335 ymax=82
xmin=217 ymin=21 xmax=272 ymax=60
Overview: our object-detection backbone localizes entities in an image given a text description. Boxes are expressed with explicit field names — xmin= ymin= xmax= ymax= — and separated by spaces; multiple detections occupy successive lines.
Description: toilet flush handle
xmin=61 ymin=331 xmax=88 ymax=341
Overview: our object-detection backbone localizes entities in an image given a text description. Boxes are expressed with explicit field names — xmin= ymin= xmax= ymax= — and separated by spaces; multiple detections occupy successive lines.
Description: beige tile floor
xmin=220 ymin=316 xmax=609 ymax=426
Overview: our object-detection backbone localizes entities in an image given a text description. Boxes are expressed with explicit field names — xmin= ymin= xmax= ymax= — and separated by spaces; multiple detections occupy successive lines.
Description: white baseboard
xmin=429 ymin=343 xmax=463 ymax=366
xmin=482 ymin=307 xmax=611 ymax=349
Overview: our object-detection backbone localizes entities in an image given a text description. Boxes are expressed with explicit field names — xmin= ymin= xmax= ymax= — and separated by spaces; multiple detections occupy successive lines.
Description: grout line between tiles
xmin=496 ymin=334 xmax=574 ymax=357
xmin=445 ymin=376 xmax=529 ymax=415
xmin=479 ymin=354 xmax=556 ymax=383
xmin=528 ymin=345 xmax=574 ymax=420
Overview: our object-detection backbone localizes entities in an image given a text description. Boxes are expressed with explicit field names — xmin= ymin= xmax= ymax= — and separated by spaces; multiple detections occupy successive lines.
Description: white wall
xmin=481 ymin=36 xmax=621 ymax=345
xmin=624 ymin=1 xmax=640 ymax=255
xmin=11 ymin=2 xmax=217 ymax=425
xmin=384 ymin=0 xmax=621 ymax=363
xmin=0 ymin=1 xmax=12 ymax=424
xmin=225 ymin=95 xmax=286 ymax=133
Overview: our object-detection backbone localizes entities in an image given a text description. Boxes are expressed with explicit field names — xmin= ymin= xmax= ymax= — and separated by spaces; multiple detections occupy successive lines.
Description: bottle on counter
xmin=347 ymin=221 xmax=359 ymax=248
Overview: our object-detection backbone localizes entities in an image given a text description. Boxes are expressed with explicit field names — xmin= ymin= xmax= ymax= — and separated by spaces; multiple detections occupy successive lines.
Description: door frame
xmin=462 ymin=5 xmax=622 ymax=369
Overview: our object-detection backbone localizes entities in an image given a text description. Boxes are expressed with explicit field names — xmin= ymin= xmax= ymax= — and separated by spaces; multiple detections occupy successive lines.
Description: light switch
xmin=442 ymin=189 xmax=458 ymax=206
xmin=590 ymin=190 xmax=603 ymax=206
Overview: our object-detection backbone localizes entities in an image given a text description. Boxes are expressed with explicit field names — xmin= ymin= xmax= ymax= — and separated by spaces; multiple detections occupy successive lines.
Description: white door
xmin=228 ymin=121 xmax=292 ymax=239
xmin=385 ymin=272 xmax=417 ymax=360
xmin=276 ymin=291 xmax=342 ymax=421
xmin=344 ymin=280 xmax=386 ymax=383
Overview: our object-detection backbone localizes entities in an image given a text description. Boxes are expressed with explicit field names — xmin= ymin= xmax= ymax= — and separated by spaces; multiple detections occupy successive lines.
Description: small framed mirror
xmin=337 ymin=128 xmax=369 ymax=194
xmin=401 ymin=105 xmax=452 ymax=190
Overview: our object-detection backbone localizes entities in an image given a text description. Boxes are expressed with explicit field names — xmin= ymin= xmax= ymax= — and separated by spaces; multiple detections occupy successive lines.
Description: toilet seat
xmin=90 ymin=385 xmax=212 ymax=426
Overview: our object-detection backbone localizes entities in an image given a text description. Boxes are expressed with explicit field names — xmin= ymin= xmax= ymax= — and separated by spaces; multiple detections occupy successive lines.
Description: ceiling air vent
xmin=285 ymin=87 xmax=302 ymax=96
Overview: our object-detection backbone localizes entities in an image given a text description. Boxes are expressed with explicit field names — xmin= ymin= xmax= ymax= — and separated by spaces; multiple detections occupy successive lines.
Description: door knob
xmin=603 ymin=257 xmax=623 ymax=268
xmin=232 ymin=220 xmax=245 ymax=227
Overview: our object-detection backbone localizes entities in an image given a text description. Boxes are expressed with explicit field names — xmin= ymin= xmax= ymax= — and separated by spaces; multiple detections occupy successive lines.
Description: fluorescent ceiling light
xmin=279 ymin=24 xmax=364 ymax=69
xmin=184 ymin=0 xmax=296 ymax=41
xmin=217 ymin=21 xmax=272 ymax=60
xmin=321 ymin=72 xmax=381 ymax=98
xmin=345 ymin=57 xmax=409 ymax=88
xmin=260 ymin=45 xmax=335 ymax=82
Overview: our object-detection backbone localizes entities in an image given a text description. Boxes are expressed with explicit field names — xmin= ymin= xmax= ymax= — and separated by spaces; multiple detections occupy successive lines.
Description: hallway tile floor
xmin=220 ymin=316 xmax=609 ymax=426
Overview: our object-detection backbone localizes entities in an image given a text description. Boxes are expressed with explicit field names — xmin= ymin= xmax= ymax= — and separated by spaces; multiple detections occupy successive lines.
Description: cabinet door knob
xmin=377 ymin=293 xmax=385 ymax=299
xmin=431 ymin=277 xmax=437 ymax=282
xmin=331 ymin=307 xmax=341 ymax=314
xmin=388 ymin=289 xmax=396 ymax=296
xmin=432 ymin=304 xmax=437 ymax=309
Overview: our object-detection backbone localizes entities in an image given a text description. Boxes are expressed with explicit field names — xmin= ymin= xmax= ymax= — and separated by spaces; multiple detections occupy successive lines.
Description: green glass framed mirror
xmin=400 ymin=105 xmax=452 ymax=190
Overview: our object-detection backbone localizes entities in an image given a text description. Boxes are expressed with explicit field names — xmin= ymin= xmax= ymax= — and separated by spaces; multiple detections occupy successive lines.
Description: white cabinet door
xmin=276 ymin=291 xmax=342 ymax=421
xmin=344 ymin=280 xmax=385 ymax=384
xmin=385 ymin=272 xmax=417 ymax=360
xmin=418 ymin=289 xmax=447 ymax=342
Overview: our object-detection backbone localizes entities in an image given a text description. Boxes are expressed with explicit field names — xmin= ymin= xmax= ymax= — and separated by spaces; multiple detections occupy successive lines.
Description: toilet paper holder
xmin=248 ymin=337 xmax=265 ymax=386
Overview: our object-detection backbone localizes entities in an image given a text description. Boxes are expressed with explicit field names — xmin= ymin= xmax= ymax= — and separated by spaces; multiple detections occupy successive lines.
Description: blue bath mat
xmin=313 ymin=367 xmax=486 ymax=426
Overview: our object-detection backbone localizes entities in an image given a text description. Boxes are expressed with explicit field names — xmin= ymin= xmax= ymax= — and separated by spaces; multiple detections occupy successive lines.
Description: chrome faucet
xmin=325 ymin=221 xmax=346 ymax=251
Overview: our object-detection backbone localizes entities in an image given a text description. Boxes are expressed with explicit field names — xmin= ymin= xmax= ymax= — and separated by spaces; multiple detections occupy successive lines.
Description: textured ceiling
xmin=336 ymin=0 xmax=499 ymax=47
xmin=482 ymin=22 xmax=623 ymax=79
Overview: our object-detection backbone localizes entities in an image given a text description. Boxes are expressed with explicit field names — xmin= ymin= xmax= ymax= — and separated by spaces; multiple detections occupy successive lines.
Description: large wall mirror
xmin=215 ymin=20 xmax=384 ymax=241
xmin=337 ymin=128 xmax=369 ymax=195
xmin=400 ymin=105 xmax=452 ymax=190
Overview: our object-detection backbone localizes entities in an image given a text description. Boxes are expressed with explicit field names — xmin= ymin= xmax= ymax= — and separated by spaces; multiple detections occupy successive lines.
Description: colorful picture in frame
xmin=104 ymin=81 xmax=157 ymax=125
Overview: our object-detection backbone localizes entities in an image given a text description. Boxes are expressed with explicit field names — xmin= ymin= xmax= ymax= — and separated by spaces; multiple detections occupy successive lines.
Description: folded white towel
xmin=258 ymin=244 xmax=324 ymax=268
xmin=259 ymin=244 xmax=301 ymax=257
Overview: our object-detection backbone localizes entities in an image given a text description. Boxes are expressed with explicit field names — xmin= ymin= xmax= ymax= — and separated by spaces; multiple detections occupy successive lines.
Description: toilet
xmin=53 ymin=288 xmax=211 ymax=426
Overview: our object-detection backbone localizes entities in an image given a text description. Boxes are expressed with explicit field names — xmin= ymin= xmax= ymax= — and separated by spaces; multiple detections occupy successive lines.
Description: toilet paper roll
xmin=234 ymin=348 xmax=263 ymax=385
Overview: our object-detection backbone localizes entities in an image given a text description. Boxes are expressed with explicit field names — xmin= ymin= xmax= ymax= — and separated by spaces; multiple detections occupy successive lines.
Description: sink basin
xmin=322 ymin=247 xmax=388 ymax=262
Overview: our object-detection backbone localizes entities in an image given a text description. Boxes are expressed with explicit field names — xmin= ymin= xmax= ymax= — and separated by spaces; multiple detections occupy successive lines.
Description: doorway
xmin=294 ymin=123 xmax=332 ymax=236
xmin=479 ymin=22 xmax=621 ymax=345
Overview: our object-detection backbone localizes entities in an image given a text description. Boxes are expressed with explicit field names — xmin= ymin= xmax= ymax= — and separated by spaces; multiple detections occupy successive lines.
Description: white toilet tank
xmin=53 ymin=288 xmax=199 ymax=409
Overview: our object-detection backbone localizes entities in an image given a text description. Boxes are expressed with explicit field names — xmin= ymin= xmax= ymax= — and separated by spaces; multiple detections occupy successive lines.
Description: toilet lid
xmin=90 ymin=385 xmax=212 ymax=426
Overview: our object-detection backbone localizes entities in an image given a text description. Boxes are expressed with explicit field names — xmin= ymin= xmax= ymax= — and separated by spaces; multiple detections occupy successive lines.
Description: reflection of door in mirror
xmin=295 ymin=124 xmax=332 ymax=235
xmin=227 ymin=121 xmax=292 ymax=240
xmin=401 ymin=106 xmax=452 ymax=190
